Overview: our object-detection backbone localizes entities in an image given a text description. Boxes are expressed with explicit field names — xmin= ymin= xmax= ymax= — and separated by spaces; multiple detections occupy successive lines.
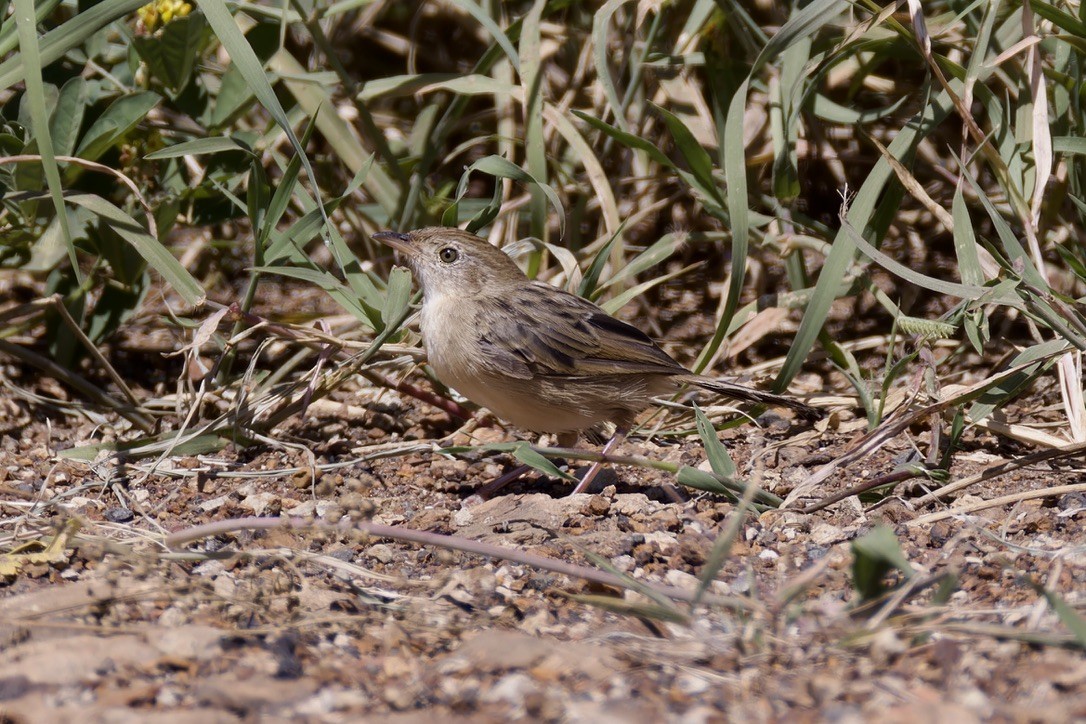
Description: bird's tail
xmin=679 ymin=374 xmax=822 ymax=420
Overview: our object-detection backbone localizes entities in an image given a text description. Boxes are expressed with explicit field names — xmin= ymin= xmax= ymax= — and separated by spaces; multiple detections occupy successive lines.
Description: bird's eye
xmin=438 ymin=247 xmax=459 ymax=263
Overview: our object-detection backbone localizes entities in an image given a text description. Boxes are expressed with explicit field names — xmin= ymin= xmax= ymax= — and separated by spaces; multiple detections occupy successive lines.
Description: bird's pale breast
xmin=419 ymin=292 xmax=665 ymax=433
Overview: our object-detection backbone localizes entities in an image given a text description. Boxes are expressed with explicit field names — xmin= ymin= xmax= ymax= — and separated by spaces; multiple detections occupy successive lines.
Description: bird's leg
xmin=438 ymin=413 xmax=481 ymax=447
xmin=466 ymin=432 xmax=565 ymax=504
xmin=569 ymin=427 xmax=627 ymax=495
xmin=470 ymin=463 xmax=534 ymax=502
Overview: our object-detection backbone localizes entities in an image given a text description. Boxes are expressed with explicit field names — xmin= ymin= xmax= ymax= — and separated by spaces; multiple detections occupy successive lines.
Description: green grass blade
xmin=250 ymin=264 xmax=376 ymax=325
xmin=67 ymin=194 xmax=205 ymax=306
xmin=452 ymin=155 xmax=564 ymax=234
xmin=258 ymin=114 xmax=318 ymax=245
xmin=694 ymin=78 xmax=749 ymax=373
xmin=775 ymin=88 xmax=955 ymax=389
xmin=771 ymin=34 xmax=810 ymax=202
xmin=752 ymin=0 xmax=846 ymax=74
xmin=193 ymin=0 xmax=333 ymax=235
xmin=599 ymin=263 xmax=698 ymax=314
xmin=0 ymin=0 xmax=61 ymax=57
xmin=692 ymin=403 xmax=736 ymax=478
xmin=951 ymin=187 xmax=985 ymax=286
xmin=967 ymin=339 xmax=1068 ymax=423
xmin=512 ymin=442 xmax=577 ymax=482
xmin=447 ymin=0 xmax=520 ymax=73
xmin=577 ymin=229 xmax=620 ymax=299
xmin=145 ymin=136 xmax=254 ymax=159
xmin=273 ymin=51 xmax=399 ymax=217
xmin=593 ymin=0 xmax=633 ymax=130
xmin=651 ymin=101 xmax=724 ymax=208
xmin=13 ymin=0 xmax=76 ymax=277
xmin=1029 ymin=0 xmax=1086 ymax=37
xmin=961 ymin=164 xmax=1048 ymax=290
xmin=693 ymin=471 xmax=756 ymax=606
xmin=402 ymin=77 xmax=619 ymax=235
xmin=842 ymin=217 xmax=991 ymax=300
xmin=382 ymin=267 xmax=412 ymax=331
xmin=1037 ymin=585 xmax=1086 ymax=648
xmin=520 ymin=0 xmax=548 ymax=243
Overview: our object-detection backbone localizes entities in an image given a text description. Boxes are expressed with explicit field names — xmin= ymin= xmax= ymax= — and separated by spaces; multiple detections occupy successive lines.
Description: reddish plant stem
xmin=165 ymin=516 xmax=756 ymax=612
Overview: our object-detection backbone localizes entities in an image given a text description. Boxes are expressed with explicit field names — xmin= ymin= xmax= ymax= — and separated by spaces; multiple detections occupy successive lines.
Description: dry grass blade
xmin=801 ymin=466 xmax=933 ymax=515
xmin=218 ymin=303 xmax=469 ymax=418
xmin=785 ymin=352 xmax=1067 ymax=507
xmin=967 ymin=416 xmax=1073 ymax=448
xmin=865 ymin=135 xmax=954 ymax=233
xmin=910 ymin=482 xmax=1086 ymax=526
xmin=915 ymin=622 xmax=1081 ymax=648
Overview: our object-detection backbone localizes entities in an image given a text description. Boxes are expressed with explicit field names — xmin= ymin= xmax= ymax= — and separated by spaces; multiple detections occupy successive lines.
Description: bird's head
xmin=372 ymin=227 xmax=527 ymax=299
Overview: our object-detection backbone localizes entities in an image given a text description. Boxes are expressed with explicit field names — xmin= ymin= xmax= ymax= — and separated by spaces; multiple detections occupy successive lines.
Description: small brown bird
xmin=373 ymin=227 xmax=815 ymax=495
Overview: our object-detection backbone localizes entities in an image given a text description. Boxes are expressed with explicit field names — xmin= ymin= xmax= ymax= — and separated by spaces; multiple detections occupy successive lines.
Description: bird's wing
xmin=473 ymin=282 xmax=685 ymax=379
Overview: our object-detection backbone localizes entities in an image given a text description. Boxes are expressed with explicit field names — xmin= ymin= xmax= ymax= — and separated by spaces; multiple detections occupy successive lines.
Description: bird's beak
xmin=372 ymin=230 xmax=414 ymax=256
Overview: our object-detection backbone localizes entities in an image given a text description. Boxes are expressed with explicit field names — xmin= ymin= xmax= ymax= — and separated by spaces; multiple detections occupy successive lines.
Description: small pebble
xmin=103 ymin=507 xmax=134 ymax=523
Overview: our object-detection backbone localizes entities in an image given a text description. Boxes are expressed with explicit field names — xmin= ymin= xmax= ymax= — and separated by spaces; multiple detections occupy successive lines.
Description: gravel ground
xmin=2 ymin=354 xmax=1085 ymax=722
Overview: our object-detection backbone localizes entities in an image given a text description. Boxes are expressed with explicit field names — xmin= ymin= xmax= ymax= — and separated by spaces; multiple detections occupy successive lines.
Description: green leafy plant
xmin=851 ymin=525 xmax=915 ymax=602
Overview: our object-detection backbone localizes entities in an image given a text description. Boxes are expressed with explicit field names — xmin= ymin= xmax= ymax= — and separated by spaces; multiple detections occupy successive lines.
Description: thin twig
xmin=909 ymin=482 xmax=1086 ymax=526
xmin=164 ymin=516 xmax=758 ymax=611
xmin=913 ymin=441 xmax=1086 ymax=506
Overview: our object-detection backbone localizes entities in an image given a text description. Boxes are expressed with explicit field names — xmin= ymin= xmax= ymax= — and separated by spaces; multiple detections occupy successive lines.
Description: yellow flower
xmin=136 ymin=3 xmax=158 ymax=30
xmin=137 ymin=0 xmax=193 ymax=33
